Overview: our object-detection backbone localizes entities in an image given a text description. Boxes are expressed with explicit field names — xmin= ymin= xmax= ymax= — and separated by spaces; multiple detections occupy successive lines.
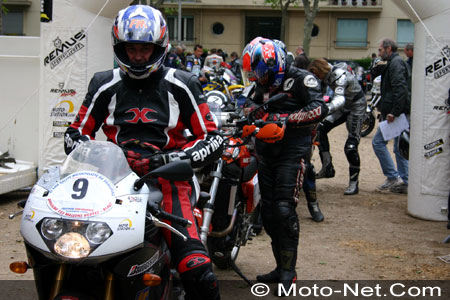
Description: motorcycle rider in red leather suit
xmin=64 ymin=5 xmax=222 ymax=300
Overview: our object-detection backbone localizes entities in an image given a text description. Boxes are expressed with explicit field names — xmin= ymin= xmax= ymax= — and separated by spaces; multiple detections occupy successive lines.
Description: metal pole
xmin=177 ymin=0 xmax=182 ymax=43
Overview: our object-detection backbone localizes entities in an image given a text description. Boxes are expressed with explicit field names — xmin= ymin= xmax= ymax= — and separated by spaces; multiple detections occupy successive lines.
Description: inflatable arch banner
xmin=38 ymin=0 xmax=130 ymax=174
xmin=393 ymin=0 xmax=450 ymax=221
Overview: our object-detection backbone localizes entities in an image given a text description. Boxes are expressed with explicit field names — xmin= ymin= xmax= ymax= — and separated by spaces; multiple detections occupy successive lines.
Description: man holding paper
xmin=372 ymin=38 xmax=411 ymax=194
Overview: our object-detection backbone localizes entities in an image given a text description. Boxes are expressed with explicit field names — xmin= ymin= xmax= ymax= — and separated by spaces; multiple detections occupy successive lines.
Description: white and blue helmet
xmin=112 ymin=5 xmax=169 ymax=79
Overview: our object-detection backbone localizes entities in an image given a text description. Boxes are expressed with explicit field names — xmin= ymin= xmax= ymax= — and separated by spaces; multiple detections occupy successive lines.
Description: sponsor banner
xmin=421 ymin=37 xmax=450 ymax=196
xmin=40 ymin=26 xmax=87 ymax=170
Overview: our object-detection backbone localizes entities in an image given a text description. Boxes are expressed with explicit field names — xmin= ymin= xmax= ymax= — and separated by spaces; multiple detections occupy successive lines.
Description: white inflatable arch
xmin=393 ymin=0 xmax=450 ymax=221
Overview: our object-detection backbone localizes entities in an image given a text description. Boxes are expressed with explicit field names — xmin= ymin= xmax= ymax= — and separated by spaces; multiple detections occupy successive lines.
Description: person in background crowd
xmin=243 ymin=38 xmax=328 ymax=295
xmin=404 ymin=42 xmax=414 ymax=70
xmin=294 ymin=45 xmax=310 ymax=70
xmin=164 ymin=45 xmax=184 ymax=69
xmin=178 ymin=43 xmax=187 ymax=65
xmin=230 ymin=51 xmax=243 ymax=84
xmin=309 ymin=59 xmax=366 ymax=195
xmin=204 ymin=48 xmax=224 ymax=72
xmin=372 ymin=38 xmax=410 ymax=194
xmin=63 ymin=6 xmax=222 ymax=299
xmin=217 ymin=48 xmax=227 ymax=62
xmin=186 ymin=44 xmax=207 ymax=83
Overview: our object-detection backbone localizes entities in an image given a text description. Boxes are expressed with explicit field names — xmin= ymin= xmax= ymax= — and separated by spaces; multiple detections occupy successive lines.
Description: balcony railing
xmin=329 ymin=0 xmax=382 ymax=6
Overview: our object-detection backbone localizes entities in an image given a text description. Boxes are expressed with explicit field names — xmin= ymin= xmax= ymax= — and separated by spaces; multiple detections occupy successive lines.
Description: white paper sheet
xmin=379 ymin=113 xmax=410 ymax=141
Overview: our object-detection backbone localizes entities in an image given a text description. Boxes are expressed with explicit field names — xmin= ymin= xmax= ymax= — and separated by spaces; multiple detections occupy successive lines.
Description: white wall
xmin=0 ymin=36 xmax=40 ymax=163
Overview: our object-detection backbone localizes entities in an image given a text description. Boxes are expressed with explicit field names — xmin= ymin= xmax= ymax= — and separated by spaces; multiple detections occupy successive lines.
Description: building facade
xmin=1 ymin=0 xmax=413 ymax=60
xmin=162 ymin=0 xmax=413 ymax=60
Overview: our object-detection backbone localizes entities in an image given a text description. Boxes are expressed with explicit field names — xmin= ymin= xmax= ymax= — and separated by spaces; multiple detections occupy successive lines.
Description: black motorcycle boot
xmin=304 ymin=189 xmax=324 ymax=222
xmin=275 ymin=249 xmax=297 ymax=297
xmin=181 ymin=263 xmax=220 ymax=300
xmin=307 ymin=201 xmax=324 ymax=222
xmin=316 ymin=151 xmax=335 ymax=179
xmin=344 ymin=168 xmax=359 ymax=195
xmin=256 ymin=242 xmax=281 ymax=283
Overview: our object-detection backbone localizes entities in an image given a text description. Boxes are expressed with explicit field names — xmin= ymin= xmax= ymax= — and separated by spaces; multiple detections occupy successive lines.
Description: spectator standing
xmin=404 ymin=42 xmax=414 ymax=70
xmin=372 ymin=38 xmax=411 ymax=194
xmin=186 ymin=44 xmax=207 ymax=83
xmin=293 ymin=46 xmax=310 ymax=70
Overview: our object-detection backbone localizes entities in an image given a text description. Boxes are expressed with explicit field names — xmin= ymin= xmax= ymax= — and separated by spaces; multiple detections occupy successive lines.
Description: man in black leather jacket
xmin=64 ymin=6 xmax=222 ymax=300
xmin=244 ymin=38 xmax=328 ymax=294
xmin=372 ymin=38 xmax=410 ymax=194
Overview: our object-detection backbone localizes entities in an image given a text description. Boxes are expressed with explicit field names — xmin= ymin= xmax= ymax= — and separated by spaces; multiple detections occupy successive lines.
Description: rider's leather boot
xmin=344 ymin=168 xmax=359 ymax=195
xmin=275 ymin=249 xmax=297 ymax=297
xmin=316 ymin=151 xmax=335 ymax=179
xmin=181 ymin=262 xmax=220 ymax=300
xmin=256 ymin=242 xmax=281 ymax=283
xmin=307 ymin=201 xmax=324 ymax=222
xmin=304 ymin=187 xmax=324 ymax=222
xmin=344 ymin=180 xmax=359 ymax=195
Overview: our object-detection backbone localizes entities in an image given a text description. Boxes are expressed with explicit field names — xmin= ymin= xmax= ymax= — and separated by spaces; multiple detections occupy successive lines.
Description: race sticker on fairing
xmin=47 ymin=171 xmax=115 ymax=218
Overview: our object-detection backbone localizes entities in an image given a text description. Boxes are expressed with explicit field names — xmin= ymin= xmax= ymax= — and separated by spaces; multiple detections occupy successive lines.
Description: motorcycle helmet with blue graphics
xmin=112 ymin=5 xmax=169 ymax=79
xmin=250 ymin=39 xmax=285 ymax=88
xmin=241 ymin=37 xmax=265 ymax=83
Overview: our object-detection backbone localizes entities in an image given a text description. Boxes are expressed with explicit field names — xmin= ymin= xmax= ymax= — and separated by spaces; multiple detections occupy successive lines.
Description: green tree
xmin=0 ymin=1 xmax=8 ymax=35
xmin=129 ymin=0 xmax=166 ymax=9
xmin=264 ymin=0 xmax=322 ymax=57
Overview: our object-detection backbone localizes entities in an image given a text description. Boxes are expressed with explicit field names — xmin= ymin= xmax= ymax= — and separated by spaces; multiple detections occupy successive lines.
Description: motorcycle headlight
xmin=54 ymin=232 xmax=90 ymax=259
xmin=41 ymin=218 xmax=63 ymax=240
xmin=37 ymin=218 xmax=113 ymax=260
xmin=86 ymin=222 xmax=112 ymax=244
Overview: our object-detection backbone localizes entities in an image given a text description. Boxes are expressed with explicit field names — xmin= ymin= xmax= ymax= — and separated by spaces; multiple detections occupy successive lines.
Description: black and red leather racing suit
xmin=245 ymin=65 xmax=328 ymax=280
xmin=64 ymin=66 xmax=223 ymax=299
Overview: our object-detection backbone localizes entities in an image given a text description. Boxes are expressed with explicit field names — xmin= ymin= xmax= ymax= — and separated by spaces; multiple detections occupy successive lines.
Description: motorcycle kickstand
xmin=229 ymin=259 xmax=253 ymax=287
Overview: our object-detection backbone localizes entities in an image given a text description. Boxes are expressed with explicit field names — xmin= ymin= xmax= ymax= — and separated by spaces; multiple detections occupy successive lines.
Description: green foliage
xmin=1 ymin=4 xmax=9 ymax=15
xmin=354 ymin=57 xmax=372 ymax=70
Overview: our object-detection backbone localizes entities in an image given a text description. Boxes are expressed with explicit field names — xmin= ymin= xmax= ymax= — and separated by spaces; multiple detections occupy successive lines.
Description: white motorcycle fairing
xmin=20 ymin=141 xmax=152 ymax=259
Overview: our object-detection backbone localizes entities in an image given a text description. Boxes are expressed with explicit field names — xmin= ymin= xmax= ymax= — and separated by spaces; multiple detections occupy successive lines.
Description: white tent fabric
xmin=394 ymin=0 xmax=450 ymax=221
xmin=38 ymin=0 xmax=130 ymax=174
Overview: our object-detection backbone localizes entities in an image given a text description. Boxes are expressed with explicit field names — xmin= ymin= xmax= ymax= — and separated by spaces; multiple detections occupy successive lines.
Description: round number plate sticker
xmin=47 ymin=171 xmax=115 ymax=218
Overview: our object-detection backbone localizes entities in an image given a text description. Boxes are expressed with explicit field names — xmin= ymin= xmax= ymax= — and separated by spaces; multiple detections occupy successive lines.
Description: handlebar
xmin=147 ymin=203 xmax=192 ymax=228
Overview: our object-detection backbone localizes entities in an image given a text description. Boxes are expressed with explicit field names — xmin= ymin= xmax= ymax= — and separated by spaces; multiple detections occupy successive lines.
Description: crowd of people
xmin=64 ymin=4 xmax=415 ymax=298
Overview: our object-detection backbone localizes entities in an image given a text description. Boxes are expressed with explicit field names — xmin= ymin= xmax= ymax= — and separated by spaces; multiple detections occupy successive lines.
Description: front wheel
xmin=360 ymin=112 xmax=376 ymax=137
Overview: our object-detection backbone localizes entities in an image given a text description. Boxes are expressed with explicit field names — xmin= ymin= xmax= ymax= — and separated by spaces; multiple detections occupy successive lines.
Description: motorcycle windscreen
xmin=48 ymin=141 xmax=132 ymax=218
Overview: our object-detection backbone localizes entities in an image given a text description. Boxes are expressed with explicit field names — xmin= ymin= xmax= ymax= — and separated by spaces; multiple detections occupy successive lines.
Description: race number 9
xmin=72 ymin=178 xmax=89 ymax=199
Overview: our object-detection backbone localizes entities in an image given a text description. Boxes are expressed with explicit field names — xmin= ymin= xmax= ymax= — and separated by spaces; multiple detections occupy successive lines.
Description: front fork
xmin=199 ymin=159 xmax=224 ymax=246
xmin=48 ymin=264 xmax=115 ymax=300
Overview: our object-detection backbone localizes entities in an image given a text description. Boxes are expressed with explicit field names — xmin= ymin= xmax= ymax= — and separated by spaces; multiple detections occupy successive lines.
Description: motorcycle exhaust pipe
xmin=209 ymin=208 xmax=238 ymax=238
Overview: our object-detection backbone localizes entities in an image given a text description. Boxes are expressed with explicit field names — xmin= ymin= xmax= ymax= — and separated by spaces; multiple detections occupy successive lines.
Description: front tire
xmin=360 ymin=112 xmax=375 ymax=137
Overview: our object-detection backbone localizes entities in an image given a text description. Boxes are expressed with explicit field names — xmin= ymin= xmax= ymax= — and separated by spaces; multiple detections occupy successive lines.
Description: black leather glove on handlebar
xmin=121 ymin=139 xmax=189 ymax=176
